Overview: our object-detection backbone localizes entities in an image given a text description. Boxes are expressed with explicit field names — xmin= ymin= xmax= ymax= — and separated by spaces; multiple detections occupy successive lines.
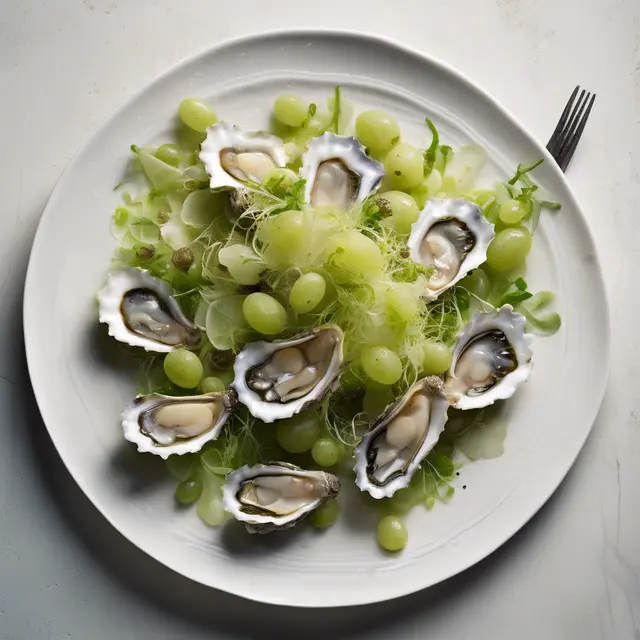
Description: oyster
xmin=223 ymin=462 xmax=340 ymax=534
xmin=407 ymin=198 xmax=495 ymax=300
xmin=354 ymin=376 xmax=449 ymax=499
xmin=300 ymin=133 xmax=385 ymax=210
xmin=200 ymin=122 xmax=287 ymax=191
xmin=233 ymin=325 xmax=343 ymax=423
xmin=121 ymin=390 xmax=237 ymax=458
xmin=98 ymin=267 xmax=201 ymax=352
xmin=445 ymin=305 xmax=533 ymax=410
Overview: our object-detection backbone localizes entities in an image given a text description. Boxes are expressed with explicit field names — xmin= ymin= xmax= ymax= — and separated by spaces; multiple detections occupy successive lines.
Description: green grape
xmin=163 ymin=350 xmax=203 ymax=389
xmin=262 ymin=167 xmax=298 ymax=193
xmin=411 ymin=170 xmax=443 ymax=208
xmin=499 ymin=198 xmax=531 ymax=224
xmin=361 ymin=346 xmax=402 ymax=385
xmin=166 ymin=453 xmax=197 ymax=481
xmin=384 ymin=143 xmax=424 ymax=191
xmin=155 ymin=144 xmax=181 ymax=167
xmin=242 ymin=293 xmax=287 ymax=335
xmin=175 ymin=478 xmax=202 ymax=505
xmin=386 ymin=285 xmax=419 ymax=322
xmin=114 ymin=207 xmax=129 ymax=227
xmin=178 ymin=98 xmax=218 ymax=132
xmin=289 ymin=272 xmax=327 ymax=314
xmin=273 ymin=94 xmax=309 ymax=128
xmin=218 ymin=244 xmax=264 ymax=285
xmin=422 ymin=341 xmax=453 ymax=374
xmin=380 ymin=191 xmax=419 ymax=234
xmin=355 ymin=110 xmax=401 ymax=154
xmin=486 ymin=227 xmax=532 ymax=272
xmin=197 ymin=473 xmax=226 ymax=526
xmin=377 ymin=515 xmax=408 ymax=551
xmin=262 ymin=209 xmax=306 ymax=267
xmin=310 ymin=499 xmax=339 ymax=528
xmin=200 ymin=376 xmax=225 ymax=394
xmin=324 ymin=230 xmax=383 ymax=283
xmin=311 ymin=437 xmax=343 ymax=467
xmin=276 ymin=412 xmax=320 ymax=453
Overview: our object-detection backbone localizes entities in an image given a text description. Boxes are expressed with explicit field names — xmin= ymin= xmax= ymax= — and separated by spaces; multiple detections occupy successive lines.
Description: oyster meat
xmin=223 ymin=462 xmax=340 ymax=533
xmin=300 ymin=133 xmax=385 ymax=209
xmin=121 ymin=390 xmax=237 ymax=458
xmin=446 ymin=305 xmax=533 ymax=410
xmin=407 ymin=198 xmax=495 ymax=300
xmin=98 ymin=267 xmax=201 ymax=352
xmin=233 ymin=325 xmax=343 ymax=422
xmin=355 ymin=376 xmax=449 ymax=498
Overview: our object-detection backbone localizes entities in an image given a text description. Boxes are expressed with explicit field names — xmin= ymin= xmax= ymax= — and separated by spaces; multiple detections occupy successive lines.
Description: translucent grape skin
xmin=422 ymin=341 xmax=453 ymax=374
xmin=289 ymin=272 xmax=327 ymax=314
xmin=324 ymin=230 xmax=383 ymax=283
xmin=273 ymin=94 xmax=309 ymax=128
xmin=163 ymin=350 xmax=203 ymax=389
xmin=355 ymin=110 xmax=401 ymax=154
xmin=377 ymin=515 xmax=408 ymax=551
xmin=311 ymin=437 xmax=342 ymax=467
xmin=218 ymin=245 xmax=263 ymax=286
xmin=242 ymin=293 xmax=287 ymax=335
xmin=486 ymin=227 xmax=532 ymax=272
xmin=200 ymin=376 xmax=226 ymax=394
xmin=380 ymin=191 xmax=419 ymax=234
xmin=499 ymin=198 xmax=531 ymax=225
xmin=175 ymin=478 xmax=202 ymax=505
xmin=276 ymin=412 xmax=320 ymax=453
xmin=178 ymin=98 xmax=218 ymax=133
xmin=155 ymin=144 xmax=181 ymax=167
xmin=361 ymin=346 xmax=402 ymax=385
xmin=310 ymin=499 xmax=340 ymax=528
xmin=386 ymin=285 xmax=418 ymax=321
xmin=384 ymin=144 xmax=424 ymax=191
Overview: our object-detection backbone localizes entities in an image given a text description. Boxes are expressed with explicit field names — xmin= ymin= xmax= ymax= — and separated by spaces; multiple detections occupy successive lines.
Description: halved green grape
xmin=499 ymin=198 xmax=531 ymax=225
xmin=324 ymin=230 xmax=383 ymax=283
xmin=377 ymin=515 xmax=408 ymax=551
xmin=422 ymin=341 xmax=453 ymax=374
xmin=178 ymin=98 xmax=218 ymax=133
xmin=218 ymin=244 xmax=264 ymax=285
xmin=175 ymin=478 xmax=202 ymax=505
xmin=289 ymin=272 xmax=327 ymax=314
xmin=155 ymin=144 xmax=181 ymax=167
xmin=273 ymin=94 xmax=308 ymax=128
xmin=379 ymin=191 xmax=419 ymax=234
xmin=386 ymin=285 xmax=419 ymax=322
xmin=276 ymin=412 xmax=321 ymax=453
xmin=310 ymin=499 xmax=339 ymax=528
xmin=163 ymin=350 xmax=203 ymax=389
xmin=311 ymin=437 xmax=343 ymax=467
xmin=355 ymin=110 xmax=401 ymax=154
xmin=200 ymin=376 xmax=226 ymax=394
xmin=205 ymin=295 xmax=249 ymax=351
xmin=242 ymin=293 xmax=287 ymax=335
xmin=361 ymin=346 xmax=402 ymax=385
xmin=486 ymin=227 xmax=532 ymax=272
xmin=384 ymin=143 xmax=424 ymax=191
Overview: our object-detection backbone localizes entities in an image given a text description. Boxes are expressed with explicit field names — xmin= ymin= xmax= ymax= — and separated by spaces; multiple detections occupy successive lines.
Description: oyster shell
xmin=300 ymin=133 xmax=384 ymax=210
xmin=407 ymin=198 xmax=495 ymax=300
xmin=98 ymin=267 xmax=201 ymax=352
xmin=445 ymin=305 xmax=533 ymax=410
xmin=232 ymin=325 xmax=343 ymax=423
xmin=354 ymin=376 xmax=449 ymax=498
xmin=121 ymin=390 xmax=237 ymax=458
xmin=223 ymin=462 xmax=340 ymax=534
xmin=200 ymin=122 xmax=287 ymax=191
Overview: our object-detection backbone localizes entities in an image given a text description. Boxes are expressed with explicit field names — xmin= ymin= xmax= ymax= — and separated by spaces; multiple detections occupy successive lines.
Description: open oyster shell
xmin=121 ymin=390 xmax=237 ymax=458
xmin=407 ymin=198 xmax=495 ymax=300
xmin=98 ymin=267 xmax=201 ymax=352
xmin=445 ymin=305 xmax=533 ymax=410
xmin=300 ymin=133 xmax=384 ymax=210
xmin=223 ymin=462 xmax=340 ymax=534
xmin=232 ymin=325 xmax=344 ymax=423
xmin=354 ymin=376 xmax=449 ymax=499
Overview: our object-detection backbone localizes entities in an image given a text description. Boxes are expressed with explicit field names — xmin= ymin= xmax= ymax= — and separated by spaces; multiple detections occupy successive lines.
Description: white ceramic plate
xmin=24 ymin=31 xmax=610 ymax=607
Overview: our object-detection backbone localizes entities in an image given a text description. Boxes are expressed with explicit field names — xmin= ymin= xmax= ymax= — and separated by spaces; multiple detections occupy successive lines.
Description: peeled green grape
xmin=276 ymin=412 xmax=320 ymax=453
xmin=289 ymin=272 xmax=326 ymax=314
xmin=164 ymin=350 xmax=203 ymax=389
xmin=361 ymin=346 xmax=402 ymax=385
xmin=175 ymin=478 xmax=202 ymax=505
xmin=155 ymin=144 xmax=181 ymax=167
xmin=499 ymin=198 xmax=531 ymax=224
xmin=310 ymin=499 xmax=339 ymax=528
xmin=355 ymin=110 xmax=401 ymax=154
xmin=242 ymin=293 xmax=287 ymax=335
xmin=200 ymin=376 xmax=225 ymax=394
xmin=384 ymin=144 xmax=424 ymax=191
xmin=273 ymin=94 xmax=308 ymax=128
xmin=386 ymin=285 xmax=418 ymax=321
xmin=486 ymin=227 xmax=532 ymax=272
xmin=218 ymin=244 xmax=264 ymax=285
xmin=262 ymin=209 xmax=306 ymax=268
xmin=422 ymin=341 xmax=453 ymax=374
xmin=377 ymin=515 xmax=408 ymax=551
xmin=311 ymin=437 xmax=343 ymax=467
xmin=324 ymin=230 xmax=383 ymax=283
xmin=178 ymin=98 xmax=218 ymax=133
xmin=380 ymin=191 xmax=419 ymax=234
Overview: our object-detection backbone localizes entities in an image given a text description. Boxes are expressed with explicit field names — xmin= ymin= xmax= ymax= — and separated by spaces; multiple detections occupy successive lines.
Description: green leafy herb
xmin=308 ymin=103 xmax=317 ymax=117
xmin=424 ymin=118 xmax=439 ymax=176
xmin=330 ymin=85 xmax=342 ymax=133
xmin=498 ymin=277 xmax=533 ymax=307
xmin=507 ymin=159 xmax=544 ymax=185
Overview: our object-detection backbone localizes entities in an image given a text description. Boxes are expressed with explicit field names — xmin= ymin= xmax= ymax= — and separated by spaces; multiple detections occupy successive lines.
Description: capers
xmin=137 ymin=246 xmax=155 ymax=259
xmin=172 ymin=247 xmax=194 ymax=271
xmin=157 ymin=211 xmax=170 ymax=225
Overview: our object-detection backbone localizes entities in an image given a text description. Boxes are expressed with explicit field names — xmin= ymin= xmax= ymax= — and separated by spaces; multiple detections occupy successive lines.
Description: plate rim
xmin=24 ymin=28 xmax=612 ymax=607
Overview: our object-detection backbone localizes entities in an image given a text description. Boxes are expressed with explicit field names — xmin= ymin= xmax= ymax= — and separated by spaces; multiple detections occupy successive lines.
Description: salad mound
xmin=103 ymin=87 xmax=561 ymax=551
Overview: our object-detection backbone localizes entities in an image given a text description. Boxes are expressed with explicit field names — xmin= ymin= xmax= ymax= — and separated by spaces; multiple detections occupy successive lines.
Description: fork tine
xmin=557 ymin=93 xmax=596 ymax=171
xmin=546 ymin=85 xmax=579 ymax=154
xmin=557 ymin=90 xmax=588 ymax=154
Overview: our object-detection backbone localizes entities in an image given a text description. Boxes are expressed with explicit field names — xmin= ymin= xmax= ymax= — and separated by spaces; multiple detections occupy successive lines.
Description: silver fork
xmin=546 ymin=86 xmax=596 ymax=171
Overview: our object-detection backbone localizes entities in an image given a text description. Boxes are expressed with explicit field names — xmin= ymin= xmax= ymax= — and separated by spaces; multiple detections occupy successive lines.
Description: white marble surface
xmin=1 ymin=0 xmax=639 ymax=637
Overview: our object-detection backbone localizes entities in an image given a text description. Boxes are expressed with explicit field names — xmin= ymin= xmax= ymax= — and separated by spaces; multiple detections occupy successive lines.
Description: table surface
xmin=2 ymin=0 xmax=639 ymax=638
